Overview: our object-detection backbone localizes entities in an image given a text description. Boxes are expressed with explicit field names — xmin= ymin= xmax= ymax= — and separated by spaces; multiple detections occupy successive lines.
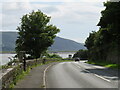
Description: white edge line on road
xmin=94 ymin=74 xmax=111 ymax=82
xmin=43 ymin=64 xmax=52 ymax=88
xmin=74 ymin=63 xmax=111 ymax=82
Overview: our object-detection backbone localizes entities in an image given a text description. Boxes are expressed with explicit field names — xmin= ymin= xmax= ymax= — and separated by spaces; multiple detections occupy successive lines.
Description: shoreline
xmin=0 ymin=51 xmax=16 ymax=54
xmin=0 ymin=51 xmax=77 ymax=54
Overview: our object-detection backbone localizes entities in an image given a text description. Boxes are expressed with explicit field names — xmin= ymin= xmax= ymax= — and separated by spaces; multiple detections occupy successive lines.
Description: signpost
xmin=18 ymin=51 xmax=26 ymax=71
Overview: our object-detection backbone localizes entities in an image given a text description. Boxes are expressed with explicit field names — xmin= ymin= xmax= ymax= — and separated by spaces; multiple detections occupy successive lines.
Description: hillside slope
xmin=0 ymin=32 xmax=86 ymax=51
xmin=50 ymin=37 xmax=85 ymax=51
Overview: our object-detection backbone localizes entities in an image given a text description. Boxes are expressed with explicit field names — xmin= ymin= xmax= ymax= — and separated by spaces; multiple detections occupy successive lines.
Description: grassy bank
xmin=0 ymin=51 xmax=16 ymax=54
xmin=87 ymin=61 xmax=120 ymax=69
xmin=9 ymin=67 xmax=31 ymax=88
xmin=8 ymin=59 xmax=72 ymax=88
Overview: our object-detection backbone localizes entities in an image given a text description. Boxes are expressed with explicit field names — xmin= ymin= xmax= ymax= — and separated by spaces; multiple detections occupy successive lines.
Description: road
xmin=45 ymin=61 xmax=119 ymax=88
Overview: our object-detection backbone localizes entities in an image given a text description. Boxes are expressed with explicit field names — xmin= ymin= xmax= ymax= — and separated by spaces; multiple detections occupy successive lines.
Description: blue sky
xmin=0 ymin=0 xmax=107 ymax=43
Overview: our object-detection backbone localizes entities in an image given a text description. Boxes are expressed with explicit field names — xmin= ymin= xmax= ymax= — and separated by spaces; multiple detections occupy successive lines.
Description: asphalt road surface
xmin=46 ymin=61 xmax=119 ymax=88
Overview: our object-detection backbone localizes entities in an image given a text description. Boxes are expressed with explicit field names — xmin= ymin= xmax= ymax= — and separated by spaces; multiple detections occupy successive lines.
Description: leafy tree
xmin=73 ymin=49 xmax=88 ymax=60
xmin=85 ymin=2 xmax=120 ymax=63
xmin=85 ymin=31 xmax=96 ymax=50
xmin=46 ymin=53 xmax=62 ymax=59
xmin=15 ymin=10 xmax=60 ymax=59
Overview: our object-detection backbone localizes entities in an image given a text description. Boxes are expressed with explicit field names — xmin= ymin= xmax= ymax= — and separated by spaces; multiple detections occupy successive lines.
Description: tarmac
xmin=14 ymin=62 xmax=58 ymax=88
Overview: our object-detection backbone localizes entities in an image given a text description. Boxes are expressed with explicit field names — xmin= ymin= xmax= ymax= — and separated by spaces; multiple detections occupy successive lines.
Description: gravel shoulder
xmin=14 ymin=62 xmax=59 ymax=88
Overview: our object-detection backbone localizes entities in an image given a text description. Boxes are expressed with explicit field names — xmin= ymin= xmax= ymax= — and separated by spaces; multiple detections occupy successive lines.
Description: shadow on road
xmin=81 ymin=68 xmax=119 ymax=81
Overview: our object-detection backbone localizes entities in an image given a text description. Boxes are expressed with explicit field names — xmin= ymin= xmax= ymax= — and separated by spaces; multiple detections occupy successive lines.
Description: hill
xmin=0 ymin=32 xmax=86 ymax=52
xmin=49 ymin=37 xmax=86 ymax=51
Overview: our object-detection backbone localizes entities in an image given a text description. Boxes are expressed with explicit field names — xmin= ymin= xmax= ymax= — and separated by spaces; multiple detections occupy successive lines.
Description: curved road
xmin=46 ymin=61 xmax=118 ymax=88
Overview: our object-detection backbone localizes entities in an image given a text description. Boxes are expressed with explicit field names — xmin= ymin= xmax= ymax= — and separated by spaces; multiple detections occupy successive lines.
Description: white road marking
xmin=73 ymin=62 xmax=111 ymax=82
xmin=44 ymin=62 xmax=111 ymax=88
xmin=43 ymin=64 xmax=52 ymax=88
xmin=94 ymin=74 xmax=111 ymax=82
xmin=93 ymin=66 xmax=106 ymax=69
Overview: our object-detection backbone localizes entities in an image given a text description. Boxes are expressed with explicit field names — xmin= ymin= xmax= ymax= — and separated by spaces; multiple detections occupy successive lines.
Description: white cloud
xmin=0 ymin=3 xmax=2 ymax=30
xmin=2 ymin=2 xmax=33 ymax=30
xmin=48 ymin=2 xmax=104 ymax=25
xmin=3 ymin=2 xmax=32 ymax=11
xmin=1 ymin=1 xmax=105 ymax=43
xmin=2 ymin=0 xmax=107 ymax=2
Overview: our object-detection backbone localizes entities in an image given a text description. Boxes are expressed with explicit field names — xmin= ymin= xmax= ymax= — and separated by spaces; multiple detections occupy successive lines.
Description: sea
xmin=0 ymin=52 xmax=76 ymax=65
xmin=0 ymin=54 xmax=16 ymax=65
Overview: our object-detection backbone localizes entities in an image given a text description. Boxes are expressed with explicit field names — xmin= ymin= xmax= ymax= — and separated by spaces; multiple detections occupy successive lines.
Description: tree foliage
xmin=73 ymin=50 xmax=88 ymax=60
xmin=45 ymin=53 xmax=62 ymax=59
xmin=85 ymin=2 xmax=120 ymax=63
xmin=15 ymin=10 xmax=60 ymax=59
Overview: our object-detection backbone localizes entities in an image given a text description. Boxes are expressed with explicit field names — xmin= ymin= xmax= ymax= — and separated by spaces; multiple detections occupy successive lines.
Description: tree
xmin=73 ymin=49 xmax=88 ymax=60
xmin=85 ymin=31 xmax=96 ymax=50
xmin=85 ymin=1 xmax=120 ymax=63
xmin=15 ymin=10 xmax=60 ymax=59
xmin=45 ymin=53 xmax=62 ymax=59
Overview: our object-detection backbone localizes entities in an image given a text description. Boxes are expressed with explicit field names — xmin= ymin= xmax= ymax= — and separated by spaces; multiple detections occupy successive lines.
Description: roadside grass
xmin=0 ymin=65 xmax=11 ymax=70
xmin=9 ymin=67 xmax=31 ymax=88
xmin=87 ymin=61 xmax=120 ymax=69
xmin=0 ymin=51 xmax=16 ymax=54
xmin=8 ymin=59 xmax=72 ymax=88
xmin=9 ymin=60 xmax=45 ymax=88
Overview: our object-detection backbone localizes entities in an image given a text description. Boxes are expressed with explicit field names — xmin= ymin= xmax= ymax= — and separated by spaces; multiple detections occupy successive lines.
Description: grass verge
xmin=8 ymin=59 xmax=72 ymax=88
xmin=87 ymin=61 xmax=120 ymax=69
xmin=9 ymin=67 xmax=31 ymax=88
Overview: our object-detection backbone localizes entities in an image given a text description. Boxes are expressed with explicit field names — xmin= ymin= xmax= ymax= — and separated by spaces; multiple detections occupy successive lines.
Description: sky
xmin=0 ymin=0 xmax=108 ymax=43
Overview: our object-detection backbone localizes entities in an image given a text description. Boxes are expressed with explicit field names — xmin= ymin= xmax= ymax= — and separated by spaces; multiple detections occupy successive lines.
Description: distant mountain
xmin=49 ymin=37 xmax=86 ymax=51
xmin=1 ymin=32 xmax=18 ymax=51
xmin=0 ymin=32 xmax=86 ymax=52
